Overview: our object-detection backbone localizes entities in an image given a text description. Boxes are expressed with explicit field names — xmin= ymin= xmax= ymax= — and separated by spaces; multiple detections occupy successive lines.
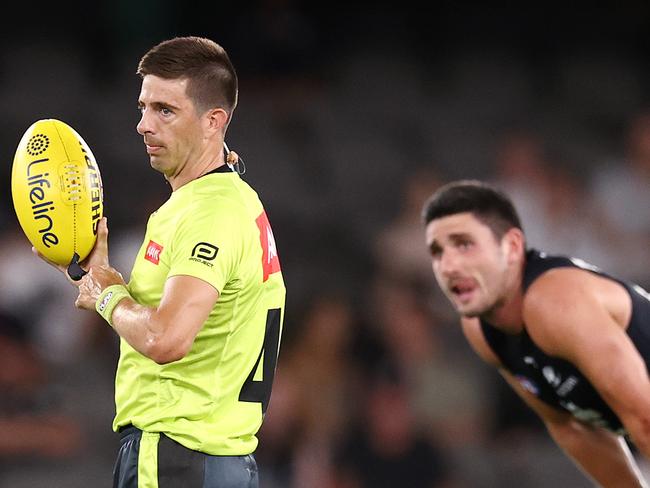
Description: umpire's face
xmin=425 ymin=212 xmax=519 ymax=318
xmin=136 ymin=75 xmax=205 ymax=178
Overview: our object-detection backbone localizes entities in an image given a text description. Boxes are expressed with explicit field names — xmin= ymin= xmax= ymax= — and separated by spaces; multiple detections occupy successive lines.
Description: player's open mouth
xmin=450 ymin=279 xmax=476 ymax=302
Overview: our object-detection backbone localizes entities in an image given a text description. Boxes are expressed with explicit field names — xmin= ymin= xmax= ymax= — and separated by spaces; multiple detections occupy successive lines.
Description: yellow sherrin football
xmin=11 ymin=119 xmax=104 ymax=267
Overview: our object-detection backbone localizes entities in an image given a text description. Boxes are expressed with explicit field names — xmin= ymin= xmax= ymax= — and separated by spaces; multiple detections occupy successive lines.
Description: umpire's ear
xmin=204 ymin=107 xmax=229 ymax=136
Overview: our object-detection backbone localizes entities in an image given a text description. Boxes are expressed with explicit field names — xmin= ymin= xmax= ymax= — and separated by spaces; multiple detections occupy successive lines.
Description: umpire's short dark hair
xmin=421 ymin=179 xmax=522 ymax=239
xmin=137 ymin=36 xmax=238 ymax=118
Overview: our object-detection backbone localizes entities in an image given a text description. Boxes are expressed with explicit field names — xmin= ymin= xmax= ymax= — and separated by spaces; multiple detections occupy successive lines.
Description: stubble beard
xmin=457 ymin=292 xmax=504 ymax=320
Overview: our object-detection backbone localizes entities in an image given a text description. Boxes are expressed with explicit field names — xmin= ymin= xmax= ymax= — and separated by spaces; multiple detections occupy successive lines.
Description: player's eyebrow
xmin=138 ymin=100 xmax=182 ymax=112
xmin=428 ymin=232 xmax=474 ymax=254
xmin=448 ymin=232 xmax=473 ymax=242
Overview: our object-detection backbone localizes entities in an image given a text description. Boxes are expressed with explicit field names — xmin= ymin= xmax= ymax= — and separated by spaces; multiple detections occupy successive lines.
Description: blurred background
xmin=2 ymin=1 xmax=650 ymax=486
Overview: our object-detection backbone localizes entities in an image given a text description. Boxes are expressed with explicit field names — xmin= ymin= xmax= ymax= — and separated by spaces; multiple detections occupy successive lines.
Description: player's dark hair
xmin=137 ymin=36 xmax=238 ymax=118
xmin=421 ymin=179 xmax=522 ymax=239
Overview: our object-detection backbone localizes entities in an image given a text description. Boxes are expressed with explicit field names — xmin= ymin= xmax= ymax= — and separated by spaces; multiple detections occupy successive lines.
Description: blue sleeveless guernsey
xmin=481 ymin=249 xmax=650 ymax=433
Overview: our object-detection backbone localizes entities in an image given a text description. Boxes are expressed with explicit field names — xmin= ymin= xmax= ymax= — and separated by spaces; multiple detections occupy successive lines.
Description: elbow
xmin=148 ymin=347 xmax=186 ymax=365
xmin=143 ymin=334 xmax=191 ymax=365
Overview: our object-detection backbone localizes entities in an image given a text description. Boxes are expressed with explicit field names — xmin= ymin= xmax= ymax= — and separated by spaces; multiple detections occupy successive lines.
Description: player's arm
xmin=462 ymin=317 xmax=648 ymax=488
xmin=502 ymin=369 xmax=647 ymax=487
xmin=524 ymin=268 xmax=650 ymax=461
xmin=106 ymin=274 xmax=217 ymax=364
xmin=78 ymin=263 xmax=218 ymax=364
xmin=56 ymin=217 xmax=218 ymax=364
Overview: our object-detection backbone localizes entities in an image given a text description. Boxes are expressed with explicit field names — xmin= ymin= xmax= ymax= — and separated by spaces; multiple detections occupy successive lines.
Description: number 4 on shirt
xmin=238 ymin=308 xmax=281 ymax=414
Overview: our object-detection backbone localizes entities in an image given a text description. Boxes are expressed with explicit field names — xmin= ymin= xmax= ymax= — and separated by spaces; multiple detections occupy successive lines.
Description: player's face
xmin=425 ymin=212 xmax=513 ymax=317
xmin=136 ymin=75 xmax=204 ymax=176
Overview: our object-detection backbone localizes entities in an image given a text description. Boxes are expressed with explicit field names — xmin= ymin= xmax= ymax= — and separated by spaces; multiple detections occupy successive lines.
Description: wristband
xmin=96 ymin=284 xmax=131 ymax=326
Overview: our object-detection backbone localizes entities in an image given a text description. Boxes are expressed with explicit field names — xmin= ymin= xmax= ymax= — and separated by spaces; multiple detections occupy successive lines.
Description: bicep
xmin=563 ymin=319 xmax=650 ymax=426
xmin=157 ymin=274 xmax=219 ymax=347
xmin=525 ymin=272 xmax=650 ymax=432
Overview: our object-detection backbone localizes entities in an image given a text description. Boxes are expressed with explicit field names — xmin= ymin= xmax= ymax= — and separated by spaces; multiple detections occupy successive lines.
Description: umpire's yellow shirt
xmin=113 ymin=167 xmax=286 ymax=455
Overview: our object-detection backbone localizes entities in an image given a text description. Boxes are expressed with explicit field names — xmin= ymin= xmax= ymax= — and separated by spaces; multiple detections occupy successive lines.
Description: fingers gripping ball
xmin=11 ymin=119 xmax=104 ymax=273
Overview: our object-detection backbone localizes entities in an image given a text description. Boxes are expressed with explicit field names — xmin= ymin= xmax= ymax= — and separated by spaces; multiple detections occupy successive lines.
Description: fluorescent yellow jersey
xmin=113 ymin=167 xmax=286 ymax=455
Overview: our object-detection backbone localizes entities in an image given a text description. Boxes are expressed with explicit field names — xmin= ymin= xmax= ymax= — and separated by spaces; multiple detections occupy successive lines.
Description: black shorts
xmin=113 ymin=425 xmax=259 ymax=488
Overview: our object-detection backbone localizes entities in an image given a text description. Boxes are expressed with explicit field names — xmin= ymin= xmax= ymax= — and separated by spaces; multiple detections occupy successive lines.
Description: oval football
xmin=11 ymin=119 xmax=104 ymax=266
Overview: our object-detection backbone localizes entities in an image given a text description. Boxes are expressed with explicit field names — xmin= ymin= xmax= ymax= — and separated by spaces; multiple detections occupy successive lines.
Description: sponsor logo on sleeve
xmin=189 ymin=242 xmax=219 ymax=267
xmin=145 ymin=240 xmax=163 ymax=265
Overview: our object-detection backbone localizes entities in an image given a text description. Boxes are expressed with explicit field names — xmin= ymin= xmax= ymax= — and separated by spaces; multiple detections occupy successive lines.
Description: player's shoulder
xmin=180 ymin=189 xmax=249 ymax=223
xmin=195 ymin=175 xmax=263 ymax=213
xmin=522 ymin=266 xmax=597 ymax=331
xmin=523 ymin=265 xmax=602 ymax=312
xmin=524 ymin=249 xmax=610 ymax=293
xmin=521 ymin=264 xmax=617 ymax=357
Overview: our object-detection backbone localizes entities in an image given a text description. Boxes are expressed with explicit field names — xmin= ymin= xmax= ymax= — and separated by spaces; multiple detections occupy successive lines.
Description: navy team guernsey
xmin=481 ymin=249 xmax=650 ymax=434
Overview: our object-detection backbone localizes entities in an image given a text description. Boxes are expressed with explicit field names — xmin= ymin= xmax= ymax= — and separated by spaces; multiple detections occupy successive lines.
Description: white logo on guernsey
xmin=542 ymin=366 xmax=561 ymax=388
xmin=568 ymin=257 xmax=601 ymax=273
xmin=147 ymin=246 xmax=161 ymax=260
xmin=557 ymin=376 xmax=579 ymax=397
xmin=145 ymin=240 xmax=163 ymax=265
xmin=267 ymin=227 xmax=277 ymax=264
xmin=98 ymin=291 xmax=113 ymax=312
xmin=560 ymin=401 xmax=616 ymax=431
xmin=523 ymin=356 xmax=538 ymax=368
xmin=633 ymin=284 xmax=650 ymax=301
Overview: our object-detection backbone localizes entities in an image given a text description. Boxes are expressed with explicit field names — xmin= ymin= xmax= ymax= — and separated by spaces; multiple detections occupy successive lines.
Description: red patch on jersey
xmin=256 ymin=211 xmax=281 ymax=282
xmin=145 ymin=240 xmax=163 ymax=265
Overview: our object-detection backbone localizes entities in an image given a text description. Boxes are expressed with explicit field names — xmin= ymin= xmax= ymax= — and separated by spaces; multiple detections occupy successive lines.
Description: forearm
xmin=92 ymin=276 xmax=217 ymax=364
xmin=546 ymin=419 xmax=648 ymax=487
xmin=100 ymin=290 xmax=193 ymax=364
xmin=78 ymin=268 xmax=170 ymax=361
xmin=108 ymin=295 xmax=161 ymax=359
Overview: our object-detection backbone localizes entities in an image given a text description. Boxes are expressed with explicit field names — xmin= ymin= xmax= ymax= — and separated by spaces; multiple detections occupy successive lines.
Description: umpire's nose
xmin=136 ymin=107 xmax=154 ymax=136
